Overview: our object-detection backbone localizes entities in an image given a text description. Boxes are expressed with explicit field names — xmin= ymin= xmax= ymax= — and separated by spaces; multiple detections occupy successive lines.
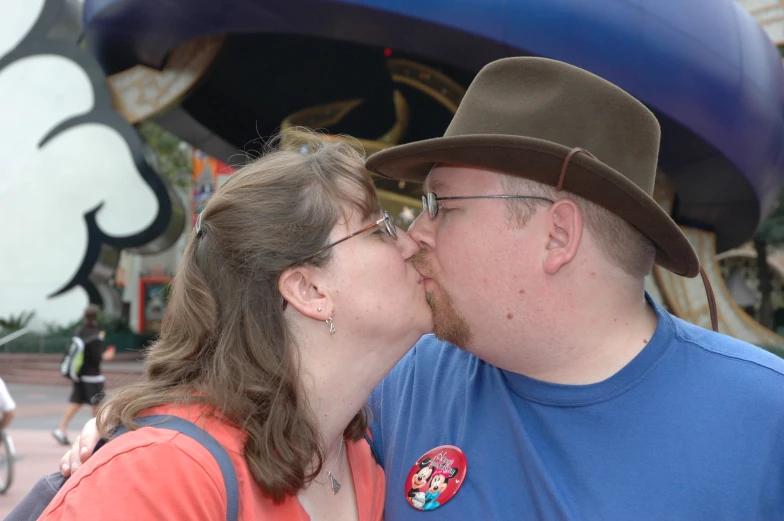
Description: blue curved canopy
xmin=83 ymin=0 xmax=784 ymax=251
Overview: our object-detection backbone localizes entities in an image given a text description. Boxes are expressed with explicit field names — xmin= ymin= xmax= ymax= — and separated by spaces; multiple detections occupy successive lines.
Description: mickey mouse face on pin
xmin=411 ymin=460 xmax=433 ymax=489
xmin=404 ymin=445 xmax=467 ymax=511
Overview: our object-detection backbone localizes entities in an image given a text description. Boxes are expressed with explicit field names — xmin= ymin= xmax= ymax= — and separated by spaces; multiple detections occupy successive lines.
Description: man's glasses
xmin=294 ymin=210 xmax=397 ymax=266
xmin=421 ymin=192 xmax=554 ymax=219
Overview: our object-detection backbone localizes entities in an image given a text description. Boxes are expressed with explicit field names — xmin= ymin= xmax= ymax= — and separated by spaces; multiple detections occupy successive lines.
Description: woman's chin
xmin=414 ymin=314 xmax=435 ymax=337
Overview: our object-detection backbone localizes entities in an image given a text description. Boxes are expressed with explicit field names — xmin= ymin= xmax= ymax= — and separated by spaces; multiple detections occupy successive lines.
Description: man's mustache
xmin=412 ymin=251 xmax=436 ymax=279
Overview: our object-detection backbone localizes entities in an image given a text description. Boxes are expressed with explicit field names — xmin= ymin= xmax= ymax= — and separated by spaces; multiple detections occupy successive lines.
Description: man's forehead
xmin=423 ymin=176 xmax=446 ymax=194
xmin=424 ymin=163 xmax=503 ymax=193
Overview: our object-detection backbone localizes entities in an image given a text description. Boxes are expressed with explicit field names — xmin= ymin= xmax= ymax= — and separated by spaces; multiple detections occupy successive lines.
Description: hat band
xmin=557 ymin=147 xmax=596 ymax=191
xmin=700 ymin=268 xmax=718 ymax=332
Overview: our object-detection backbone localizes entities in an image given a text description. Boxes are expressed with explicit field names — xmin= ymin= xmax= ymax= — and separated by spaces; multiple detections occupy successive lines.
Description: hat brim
xmin=366 ymin=134 xmax=699 ymax=278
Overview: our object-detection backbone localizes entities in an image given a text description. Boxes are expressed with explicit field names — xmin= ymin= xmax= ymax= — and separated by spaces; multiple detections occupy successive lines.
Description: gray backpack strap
xmin=120 ymin=415 xmax=239 ymax=521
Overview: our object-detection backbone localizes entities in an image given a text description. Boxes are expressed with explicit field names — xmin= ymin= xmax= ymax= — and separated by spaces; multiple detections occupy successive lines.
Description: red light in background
xmin=383 ymin=47 xmax=392 ymax=57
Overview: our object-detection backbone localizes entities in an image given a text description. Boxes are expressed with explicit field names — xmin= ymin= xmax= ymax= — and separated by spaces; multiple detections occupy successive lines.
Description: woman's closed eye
xmin=372 ymin=228 xmax=394 ymax=241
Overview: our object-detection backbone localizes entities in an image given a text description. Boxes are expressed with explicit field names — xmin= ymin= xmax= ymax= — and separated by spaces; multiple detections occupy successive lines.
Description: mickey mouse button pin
xmin=405 ymin=445 xmax=467 ymax=511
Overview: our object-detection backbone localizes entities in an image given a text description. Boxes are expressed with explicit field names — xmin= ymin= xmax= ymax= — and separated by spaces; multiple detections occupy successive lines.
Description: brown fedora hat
xmin=366 ymin=57 xmax=700 ymax=278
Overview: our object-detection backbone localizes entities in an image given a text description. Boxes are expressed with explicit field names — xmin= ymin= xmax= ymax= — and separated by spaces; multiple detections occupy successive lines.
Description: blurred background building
xmin=4 ymin=0 xmax=784 ymax=353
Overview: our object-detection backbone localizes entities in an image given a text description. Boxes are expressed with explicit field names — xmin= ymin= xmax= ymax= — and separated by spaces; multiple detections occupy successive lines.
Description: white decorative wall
xmin=0 ymin=0 xmax=173 ymax=329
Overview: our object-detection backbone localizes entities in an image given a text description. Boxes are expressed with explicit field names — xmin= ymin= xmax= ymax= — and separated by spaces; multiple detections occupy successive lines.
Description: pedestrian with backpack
xmin=51 ymin=304 xmax=114 ymax=446
xmin=9 ymin=133 xmax=431 ymax=521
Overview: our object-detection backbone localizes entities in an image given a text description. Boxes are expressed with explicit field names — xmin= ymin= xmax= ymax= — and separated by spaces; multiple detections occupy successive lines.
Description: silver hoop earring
xmin=326 ymin=317 xmax=336 ymax=334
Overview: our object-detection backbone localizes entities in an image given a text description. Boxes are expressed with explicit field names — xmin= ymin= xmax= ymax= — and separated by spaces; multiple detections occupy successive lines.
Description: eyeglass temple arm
xmin=295 ymin=218 xmax=387 ymax=266
xmin=433 ymin=195 xmax=555 ymax=203
xmin=282 ymin=217 xmax=387 ymax=309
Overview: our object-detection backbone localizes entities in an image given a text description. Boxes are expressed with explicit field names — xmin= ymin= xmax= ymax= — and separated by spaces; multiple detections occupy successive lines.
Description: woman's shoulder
xmin=139 ymin=402 xmax=248 ymax=454
xmin=39 ymin=405 xmax=232 ymax=520
xmin=81 ymin=423 xmax=224 ymax=479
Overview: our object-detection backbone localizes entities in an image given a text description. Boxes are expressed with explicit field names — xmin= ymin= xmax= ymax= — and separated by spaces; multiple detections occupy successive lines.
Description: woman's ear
xmin=279 ymin=267 xmax=330 ymax=320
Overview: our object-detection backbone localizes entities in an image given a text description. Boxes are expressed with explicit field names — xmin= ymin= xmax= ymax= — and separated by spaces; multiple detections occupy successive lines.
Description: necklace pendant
xmin=329 ymin=473 xmax=341 ymax=495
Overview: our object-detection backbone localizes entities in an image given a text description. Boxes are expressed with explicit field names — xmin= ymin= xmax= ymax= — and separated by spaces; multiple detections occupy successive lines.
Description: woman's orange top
xmin=38 ymin=403 xmax=385 ymax=520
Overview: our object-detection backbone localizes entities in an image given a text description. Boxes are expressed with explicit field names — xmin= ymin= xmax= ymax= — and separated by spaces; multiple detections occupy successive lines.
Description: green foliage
xmin=43 ymin=312 xmax=131 ymax=336
xmin=137 ymin=121 xmax=192 ymax=190
xmin=98 ymin=313 xmax=132 ymax=334
xmin=0 ymin=311 xmax=35 ymax=331
xmin=756 ymin=189 xmax=784 ymax=245
xmin=759 ymin=344 xmax=784 ymax=360
xmin=43 ymin=318 xmax=81 ymax=336
xmin=754 ymin=189 xmax=784 ymax=330
xmin=2 ymin=311 xmax=136 ymax=353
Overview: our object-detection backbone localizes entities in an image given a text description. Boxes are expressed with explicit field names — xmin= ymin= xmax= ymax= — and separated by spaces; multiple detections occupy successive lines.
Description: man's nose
xmin=408 ymin=211 xmax=436 ymax=252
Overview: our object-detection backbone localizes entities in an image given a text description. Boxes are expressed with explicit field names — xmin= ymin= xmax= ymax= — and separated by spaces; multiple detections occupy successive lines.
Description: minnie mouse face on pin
xmin=421 ymin=467 xmax=459 ymax=511
xmin=404 ymin=445 xmax=467 ymax=511
xmin=428 ymin=468 xmax=457 ymax=496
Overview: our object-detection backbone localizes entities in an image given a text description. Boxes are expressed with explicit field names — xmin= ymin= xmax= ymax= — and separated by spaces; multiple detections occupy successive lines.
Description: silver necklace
xmin=312 ymin=439 xmax=343 ymax=495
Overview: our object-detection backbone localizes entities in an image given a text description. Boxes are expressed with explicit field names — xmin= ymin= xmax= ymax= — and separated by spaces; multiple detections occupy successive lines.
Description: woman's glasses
xmin=282 ymin=211 xmax=397 ymax=310
xmin=294 ymin=210 xmax=397 ymax=266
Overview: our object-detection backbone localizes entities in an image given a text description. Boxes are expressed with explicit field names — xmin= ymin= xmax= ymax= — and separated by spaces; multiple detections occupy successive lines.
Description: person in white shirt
xmin=0 ymin=377 xmax=17 ymax=429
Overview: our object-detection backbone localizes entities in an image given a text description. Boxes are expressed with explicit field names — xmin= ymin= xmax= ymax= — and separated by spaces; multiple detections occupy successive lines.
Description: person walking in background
xmin=51 ymin=304 xmax=114 ymax=446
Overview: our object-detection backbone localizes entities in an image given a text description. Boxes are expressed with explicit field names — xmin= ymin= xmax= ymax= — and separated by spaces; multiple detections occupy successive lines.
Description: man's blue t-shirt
xmin=369 ymin=300 xmax=784 ymax=520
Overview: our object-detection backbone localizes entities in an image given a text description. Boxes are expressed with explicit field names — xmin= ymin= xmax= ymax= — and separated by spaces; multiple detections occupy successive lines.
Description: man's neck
xmin=478 ymin=287 xmax=658 ymax=385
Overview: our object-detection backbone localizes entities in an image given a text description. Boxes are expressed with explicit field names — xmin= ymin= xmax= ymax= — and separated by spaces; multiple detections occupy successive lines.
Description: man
xmin=365 ymin=57 xmax=784 ymax=519
xmin=52 ymin=304 xmax=114 ymax=445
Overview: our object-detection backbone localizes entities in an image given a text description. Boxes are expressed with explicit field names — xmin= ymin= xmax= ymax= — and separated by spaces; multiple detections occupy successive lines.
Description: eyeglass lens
xmin=382 ymin=211 xmax=398 ymax=237
xmin=421 ymin=193 xmax=438 ymax=219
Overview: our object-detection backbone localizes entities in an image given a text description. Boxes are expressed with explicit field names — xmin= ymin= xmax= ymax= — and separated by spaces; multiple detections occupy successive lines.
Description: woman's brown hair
xmin=97 ymin=132 xmax=379 ymax=502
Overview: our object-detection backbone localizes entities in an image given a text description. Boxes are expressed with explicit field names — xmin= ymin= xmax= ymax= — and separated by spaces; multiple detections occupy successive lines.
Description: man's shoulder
xmin=668 ymin=313 xmax=784 ymax=383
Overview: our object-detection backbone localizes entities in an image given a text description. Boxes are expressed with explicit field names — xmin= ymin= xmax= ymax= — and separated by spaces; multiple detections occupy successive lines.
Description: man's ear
xmin=543 ymin=198 xmax=583 ymax=276
xmin=278 ymin=267 xmax=330 ymax=320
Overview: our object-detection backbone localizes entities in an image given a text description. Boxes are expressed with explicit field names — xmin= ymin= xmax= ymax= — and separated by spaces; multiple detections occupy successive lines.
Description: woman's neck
xmin=299 ymin=341 xmax=403 ymax=455
xmin=294 ymin=333 xmax=407 ymax=520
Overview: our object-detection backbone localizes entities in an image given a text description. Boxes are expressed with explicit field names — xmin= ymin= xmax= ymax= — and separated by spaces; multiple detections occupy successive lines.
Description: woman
xmin=38 ymin=134 xmax=432 ymax=520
